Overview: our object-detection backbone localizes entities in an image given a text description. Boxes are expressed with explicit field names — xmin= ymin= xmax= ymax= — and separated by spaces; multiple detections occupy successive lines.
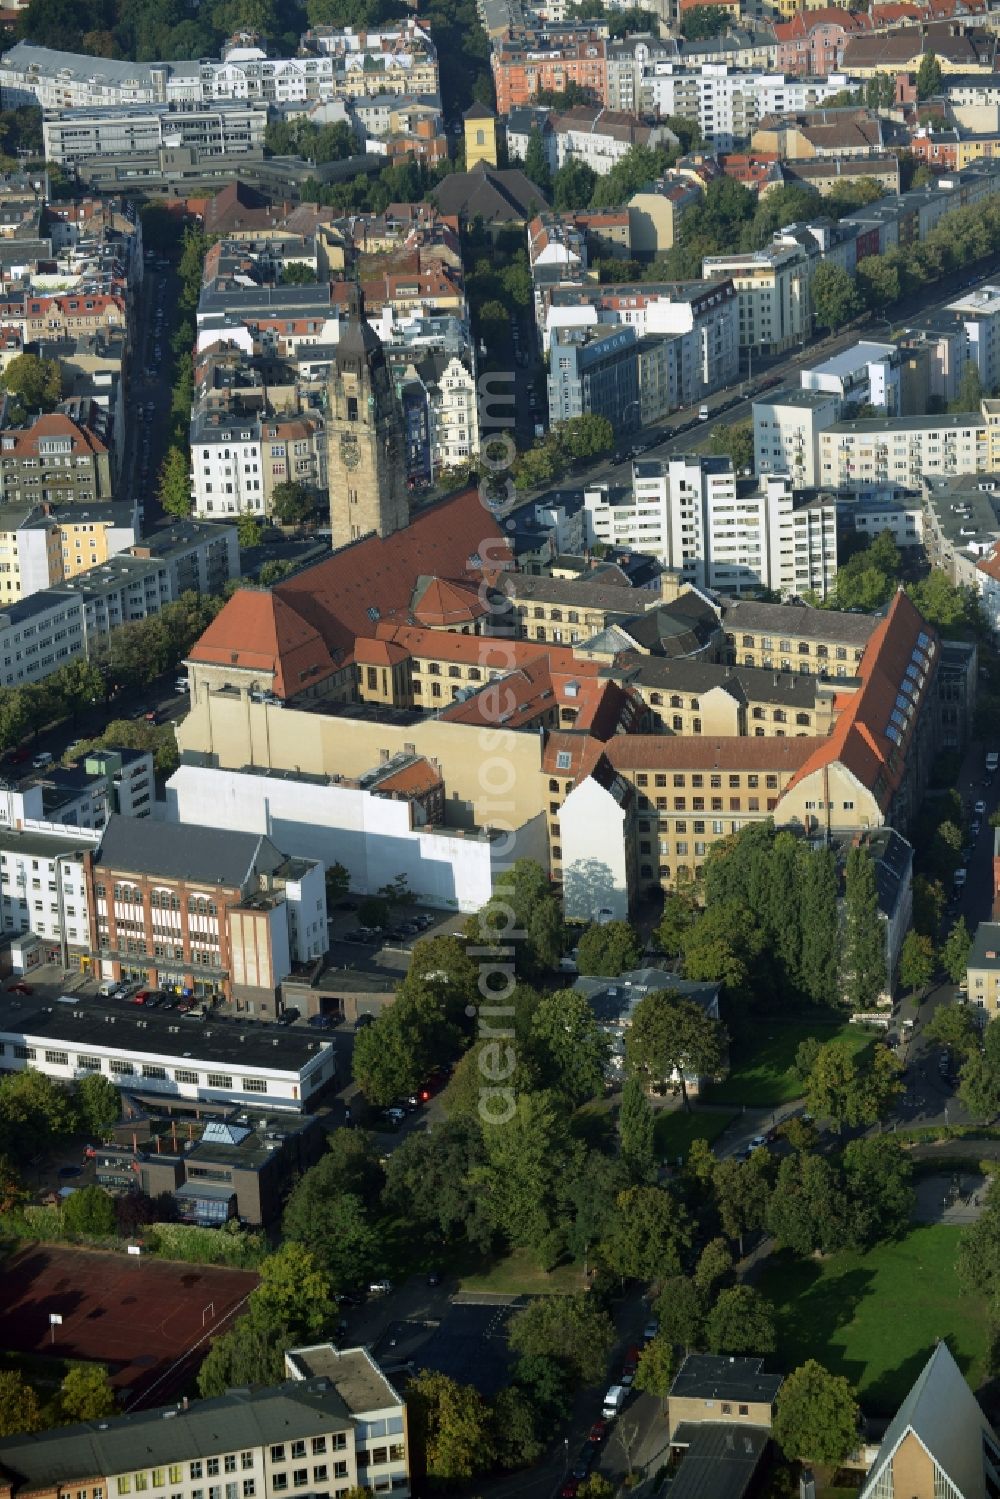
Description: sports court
xmin=0 ymin=1246 xmax=259 ymax=1408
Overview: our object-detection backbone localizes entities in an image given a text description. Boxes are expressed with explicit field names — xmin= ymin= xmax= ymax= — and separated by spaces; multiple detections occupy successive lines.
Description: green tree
xmin=961 ymin=1015 xmax=1000 ymax=1119
xmin=73 ymin=1072 xmax=121 ymax=1135
xmin=60 ymin=1363 xmax=115 ymax=1422
xmin=926 ymin=1001 xmax=980 ymax=1057
xmin=556 ymin=413 xmax=615 ymax=461
xmin=197 ymin=1303 xmax=290 ymax=1397
xmin=654 ymin=1275 xmax=704 ymax=1352
xmin=237 ymin=512 xmax=263 ymax=549
xmin=158 ymin=446 xmax=192 ymax=519
xmin=619 ymin=1075 xmax=656 ymax=1183
xmin=656 ymin=890 xmax=698 ymax=958
xmin=681 ymin=4 xmax=731 ymax=38
xmin=280 ymin=263 xmax=318 ymax=285
xmin=954 ymin=360 xmax=983 ymax=412
xmin=810 ymin=260 xmax=863 ymax=332
xmin=0 ymin=352 xmax=62 ymax=415
xmin=705 ymin=1286 xmax=776 ymax=1355
xmin=508 ymin=1294 xmax=615 ymax=1386
xmin=282 ymin=1183 xmax=380 ymax=1289
xmin=408 ymin=1371 xmax=495 ymax=1484
xmin=842 ymin=1136 xmax=914 ymax=1250
xmin=62 ymin=1185 xmax=117 ymax=1237
xmin=0 ymin=1069 xmax=74 ymax=1150
xmin=713 ymin=1149 xmax=773 ymax=1255
xmin=270 ymin=480 xmax=313 ymax=525
xmin=679 ymin=902 xmax=750 ymax=994
xmin=941 ymin=917 xmax=973 ymax=983
xmin=634 ymin=1336 xmax=673 ymax=1406
xmin=522 ymin=126 xmax=552 ymax=194
xmin=842 ymin=845 xmax=887 ymax=1009
xmin=602 ymin=1185 xmax=691 ymax=1282
xmin=490 ymin=1385 xmax=543 ymax=1469
xmin=693 ymin=1236 xmax=733 ymax=1297
xmin=626 ymin=990 xmax=726 ymax=1107
xmin=480 ymin=1090 xmax=583 ymax=1261
xmin=552 ymin=157 xmax=598 ymax=211
xmin=530 ymin=987 xmax=609 ymax=1104
xmin=899 ymin=931 xmax=935 ymax=995
xmin=0 ymin=1370 xmax=41 ymax=1436
xmin=708 ymin=420 xmax=753 ymax=474
xmin=382 ymin=1117 xmax=493 ymax=1253
xmin=576 ymin=920 xmax=643 ymax=976
xmin=913 ymin=874 xmax=946 ymax=938
xmin=805 ymin=1040 xmax=902 ymax=1131
xmin=766 ymin=1152 xmax=846 ymax=1256
xmin=252 ymin=1243 xmax=335 ymax=1338
xmin=917 ymin=50 xmax=943 ymax=100
xmin=773 ymin=1360 xmax=860 ymax=1466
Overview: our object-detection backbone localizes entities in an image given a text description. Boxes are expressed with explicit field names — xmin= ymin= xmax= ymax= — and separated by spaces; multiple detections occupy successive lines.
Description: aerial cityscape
xmin=0 ymin=0 xmax=1000 ymax=1494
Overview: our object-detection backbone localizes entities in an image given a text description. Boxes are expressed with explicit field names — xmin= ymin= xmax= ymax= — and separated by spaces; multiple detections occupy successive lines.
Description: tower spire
xmin=326 ymin=295 xmax=409 ymax=547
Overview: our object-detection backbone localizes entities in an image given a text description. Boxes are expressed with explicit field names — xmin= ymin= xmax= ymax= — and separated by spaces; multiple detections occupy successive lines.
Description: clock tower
xmin=327 ymin=299 xmax=409 ymax=548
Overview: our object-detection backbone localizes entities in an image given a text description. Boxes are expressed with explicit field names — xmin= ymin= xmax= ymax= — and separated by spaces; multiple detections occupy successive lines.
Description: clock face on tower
xmin=340 ymin=433 xmax=360 ymax=470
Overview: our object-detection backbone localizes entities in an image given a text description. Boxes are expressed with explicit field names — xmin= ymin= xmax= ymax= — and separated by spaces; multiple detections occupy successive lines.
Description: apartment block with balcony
xmin=818 ymin=414 xmax=988 ymax=488
xmin=702 ymin=244 xmax=812 ymax=355
xmin=0 ymin=412 xmax=112 ymax=509
xmin=753 ymin=387 xmax=841 ymax=488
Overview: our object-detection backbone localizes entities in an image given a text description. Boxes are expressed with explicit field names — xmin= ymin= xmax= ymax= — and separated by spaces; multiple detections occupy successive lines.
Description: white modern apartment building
xmin=0 ymin=33 xmax=437 ymax=110
xmin=818 ymin=414 xmax=988 ymax=488
xmin=947 ymin=283 xmax=1000 ymax=395
xmin=799 ymin=340 xmax=900 ymax=413
xmin=640 ymin=62 xmax=854 ymax=149
xmin=0 ymin=822 xmax=97 ymax=959
xmin=702 ymin=244 xmax=812 ymax=353
xmin=41 ymin=101 xmax=269 ymax=166
xmin=285 ymin=1343 xmax=410 ymax=1499
xmin=585 ymin=456 xmax=836 ymax=597
xmin=753 ymin=387 xmax=842 ymax=487
xmin=0 ymin=748 xmax=155 ymax=834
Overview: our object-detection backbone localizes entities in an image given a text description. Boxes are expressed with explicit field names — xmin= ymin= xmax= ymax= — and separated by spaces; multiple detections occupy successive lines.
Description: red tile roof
xmin=784 ymin=589 xmax=934 ymax=810
xmin=3 ymin=411 xmax=108 ymax=458
xmin=192 ymin=488 xmax=511 ymax=684
xmin=977 ymin=542 xmax=1000 ymax=582
xmin=189 ymin=591 xmax=338 ymax=699
xmin=605 ymin=735 xmax=819 ymax=773
xmin=374 ymin=757 xmax=442 ymax=796
xmin=411 ymin=576 xmax=488 ymax=627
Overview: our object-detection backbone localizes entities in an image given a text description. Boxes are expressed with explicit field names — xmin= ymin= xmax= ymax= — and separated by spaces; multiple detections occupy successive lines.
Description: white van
xmin=603 ymin=1385 xmax=626 ymax=1420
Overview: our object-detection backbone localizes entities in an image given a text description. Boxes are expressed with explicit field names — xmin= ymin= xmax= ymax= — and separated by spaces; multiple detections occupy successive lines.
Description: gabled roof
xmin=95 ymin=814 xmax=283 ymax=888
xmin=189 ymin=591 xmax=338 ymax=699
xmin=859 ymin=1343 xmax=998 ymax=1499
xmin=191 ymin=488 xmax=510 ymax=684
xmin=411 ymin=574 xmax=487 ymax=626
xmin=784 ymin=590 xmax=935 ymax=812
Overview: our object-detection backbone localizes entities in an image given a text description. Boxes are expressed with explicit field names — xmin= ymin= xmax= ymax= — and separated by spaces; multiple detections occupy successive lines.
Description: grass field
xmin=705 ymin=1019 xmax=873 ymax=1107
xmin=756 ymin=1225 xmax=987 ymax=1413
xmin=459 ymin=1249 xmax=585 ymax=1296
xmin=655 ymin=1107 xmax=738 ymax=1162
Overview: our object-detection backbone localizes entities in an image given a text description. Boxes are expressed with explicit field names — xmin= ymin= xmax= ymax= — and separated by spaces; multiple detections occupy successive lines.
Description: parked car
xmin=643 ymin=1318 xmax=659 ymax=1342
xmin=368 ymin=1279 xmax=393 ymax=1296
xmin=6 ymin=981 xmax=32 ymax=994
xmin=426 ymin=1269 xmax=442 ymax=1287
xmin=31 ymin=751 xmax=53 ymax=770
xmin=975 ymin=799 xmax=987 ymax=816
xmin=355 ymin=1013 xmax=374 ymax=1029
xmin=570 ymin=1446 xmax=596 ymax=1481
xmin=382 ymin=1107 xmax=406 ymax=1126
xmin=588 ymin=1420 xmax=608 ymax=1445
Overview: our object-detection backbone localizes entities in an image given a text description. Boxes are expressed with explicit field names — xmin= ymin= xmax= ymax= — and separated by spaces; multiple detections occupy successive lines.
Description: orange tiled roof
xmin=605 ymin=735 xmax=819 ymax=773
xmin=977 ymin=542 xmax=1000 ymax=582
xmin=412 ymin=576 xmax=488 ymax=627
xmin=194 ymin=489 xmax=511 ymax=683
xmin=3 ymin=412 xmax=107 ymax=458
xmin=784 ymin=589 xmax=934 ymax=810
xmin=374 ymin=757 xmax=442 ymax=796
xmin=189 ymin=591 xmax=337 ymax=699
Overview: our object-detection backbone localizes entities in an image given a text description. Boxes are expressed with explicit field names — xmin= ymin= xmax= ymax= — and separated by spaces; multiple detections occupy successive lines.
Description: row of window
xmin=6 ymin=1047 xmax=269 ymax=1092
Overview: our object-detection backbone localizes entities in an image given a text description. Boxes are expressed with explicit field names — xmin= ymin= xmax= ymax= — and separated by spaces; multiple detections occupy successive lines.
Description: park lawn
xmin=705 ymin=1019 xmax=872 ymax=1107
xmin=459 ymin=1249 xmax=586 ymax=1296
xmin=655 ymin=1107 xmax=738 ymax=1162
xmin=756 ymin=1225 xmax=988 ymax=1414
